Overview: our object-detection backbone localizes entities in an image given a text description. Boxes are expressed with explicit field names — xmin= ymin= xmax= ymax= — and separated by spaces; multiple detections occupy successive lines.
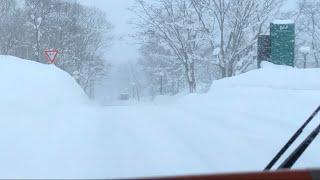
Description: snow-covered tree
xmin=132 ymin=0 xmax=281 ymax=95
xmin=0 ymin=0 xmax=20 ymax=55
xmin=192 ymin=0 xmax=281 ymax=77
xmin=295 ymin=0 xmax=320 ymax=68
xmin=133 ymin=0 xmax=211 ymax=93
xmin=0 ymin=0 xmax=113 ymax=99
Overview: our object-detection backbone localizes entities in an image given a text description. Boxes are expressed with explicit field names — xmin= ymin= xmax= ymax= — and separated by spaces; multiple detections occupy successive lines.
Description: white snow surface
xmin=273 ymin=19 xmax=294 ymax=24
xmin=0 ymin=55 xmax=88 ymax=106
xmin=0 ymin=57 xmax=319 ymax=179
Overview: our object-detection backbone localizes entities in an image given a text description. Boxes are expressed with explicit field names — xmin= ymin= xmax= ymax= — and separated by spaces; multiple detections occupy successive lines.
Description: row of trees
xmin=0 ymin=0 xmax=112 ymax=98
xmin=132 ymin=0 xmax=282 ymax=95
xmin=129 ymin=0 xmax=320 ymax=98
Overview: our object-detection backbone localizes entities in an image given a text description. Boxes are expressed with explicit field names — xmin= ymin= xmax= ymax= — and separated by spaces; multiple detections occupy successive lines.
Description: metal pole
xmin=160 ymin=75 xmax=163 ymax=95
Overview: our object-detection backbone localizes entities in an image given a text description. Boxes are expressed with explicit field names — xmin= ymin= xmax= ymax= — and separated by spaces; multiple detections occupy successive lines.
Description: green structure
xmin=270 ymin=21 xmax=295 ymax=67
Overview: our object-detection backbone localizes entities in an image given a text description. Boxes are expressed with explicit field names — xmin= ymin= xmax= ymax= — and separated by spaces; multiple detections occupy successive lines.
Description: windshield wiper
xmin=265 ymin=105 xmax=320 ymax=170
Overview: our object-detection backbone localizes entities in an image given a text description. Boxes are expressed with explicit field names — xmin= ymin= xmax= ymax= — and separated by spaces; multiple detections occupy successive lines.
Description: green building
xmin=270 ymin=21 xmax=295 ymax=67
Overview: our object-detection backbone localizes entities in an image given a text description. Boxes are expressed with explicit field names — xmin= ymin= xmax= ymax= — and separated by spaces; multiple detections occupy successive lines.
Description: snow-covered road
xmin=0 ymin=56 xmax=319 ymax=179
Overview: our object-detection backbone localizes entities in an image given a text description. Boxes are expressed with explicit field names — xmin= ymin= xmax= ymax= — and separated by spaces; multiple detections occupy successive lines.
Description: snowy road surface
xmin=0 ymin=57 xmax=319 ymax=178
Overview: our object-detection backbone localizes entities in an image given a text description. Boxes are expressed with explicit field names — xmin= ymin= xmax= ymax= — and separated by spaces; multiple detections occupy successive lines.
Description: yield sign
xmin=45 ymin=49 xmax=59 ymax=63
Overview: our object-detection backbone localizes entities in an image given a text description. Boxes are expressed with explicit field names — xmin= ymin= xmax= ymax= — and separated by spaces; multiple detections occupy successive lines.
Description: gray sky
xmin=79 ymin=0 xmax=138 ymax=64
xmin=282 ymin=0 xmax=298 ymax=11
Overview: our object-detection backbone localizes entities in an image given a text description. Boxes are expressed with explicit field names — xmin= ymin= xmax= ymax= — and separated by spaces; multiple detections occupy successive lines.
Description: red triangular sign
xmin=45 ymin=49 xmax=58 ymax=63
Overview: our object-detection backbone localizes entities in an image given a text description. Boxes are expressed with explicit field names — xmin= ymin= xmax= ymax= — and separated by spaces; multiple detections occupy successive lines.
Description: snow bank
xmin=210 ymin=61 xmax=320 ymax=91
xmin=171 ymin=62 xmax=320 ymax=175
xmin=0 ymin=56 xmax=97 ymax=178
xmin=0 ymin=55 xmax=87 ymax=106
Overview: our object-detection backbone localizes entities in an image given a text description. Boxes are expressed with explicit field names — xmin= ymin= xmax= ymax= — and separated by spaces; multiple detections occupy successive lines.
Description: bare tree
xmin=0 ymin=0 xmax=113 ymax=99
xmin=0 ymin=0 xmax=20 ymax=55
xmin=133 ymin=0 xmax=213 ymax=93
xmin=25 ymin=0 xmax=53 ymax=62
xmin=193 ymin=0 xmax=281 ymax=77
xmin=296 ymin=0 xmax=320 ymax=68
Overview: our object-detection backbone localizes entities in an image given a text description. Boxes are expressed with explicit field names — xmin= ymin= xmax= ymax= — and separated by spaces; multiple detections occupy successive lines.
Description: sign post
xmin=44 ymin=49 xmax=59 ymax=64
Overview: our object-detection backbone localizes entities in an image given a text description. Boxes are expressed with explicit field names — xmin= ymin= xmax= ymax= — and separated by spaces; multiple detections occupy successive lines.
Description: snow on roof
xmin=272 ymin=19 xmax=294 ymax=24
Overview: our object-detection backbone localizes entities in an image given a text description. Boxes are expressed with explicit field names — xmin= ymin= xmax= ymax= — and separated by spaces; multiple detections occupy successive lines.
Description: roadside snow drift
xmin=0 ymin=55 xmax=87 ymax=105
xmin=211 ymin=62 xmax=320 ymax=90
xmin=0 ymin=57 xmax=319 ymax=179
xmin=0 ymin=56 xmax=98 ymax=178
xmin=172 ymin=62 xmax=320 ymax=174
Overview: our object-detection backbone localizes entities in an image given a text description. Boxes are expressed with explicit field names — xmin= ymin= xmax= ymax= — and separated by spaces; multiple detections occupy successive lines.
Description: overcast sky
xmin=282 ymin=0 xmax=298 ymax=11
xmin=79 ymin=0 xmax=138 ymax=65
